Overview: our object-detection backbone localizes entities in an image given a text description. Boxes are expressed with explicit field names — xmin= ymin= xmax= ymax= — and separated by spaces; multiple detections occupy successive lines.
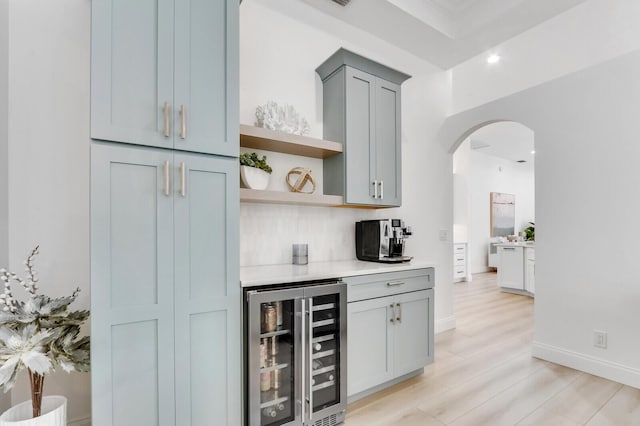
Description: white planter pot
xmin=0 ymin=396 xmax=66 ymax=426
xmin=240 ymin=165 xmax=270 ymax=190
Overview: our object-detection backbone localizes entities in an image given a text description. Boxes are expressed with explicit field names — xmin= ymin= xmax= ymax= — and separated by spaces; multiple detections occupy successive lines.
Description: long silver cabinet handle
xmin=373 ymin=180 xmax=378 ymax=199
xmin=389 ymin=304 xmax=396 ymax=324
xmin=180 ymin=105 xmax=186 ymax=139
xmin=387 ymin=281 xmax=405 ymax=287
xmin=300 ymin=298 xmax=306 ymax=422
xmin=163 ymin=160 xmax=170 ymax=196
xmin=397 ymin=303 xmax=402 ymax=323
xmin=163 ymin=102 xmax=170 ymax=137
xmin=307 ymin=297 xmax=313 ymax=421
xmin=380 ymin=181 xmax=384 ymax=199
xmin=179 ymin=162 xmax=186 ymax=197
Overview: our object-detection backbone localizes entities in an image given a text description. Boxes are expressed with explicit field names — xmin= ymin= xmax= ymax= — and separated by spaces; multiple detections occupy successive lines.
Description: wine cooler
xmin=245 ymin=281 xmax=347 ymax=426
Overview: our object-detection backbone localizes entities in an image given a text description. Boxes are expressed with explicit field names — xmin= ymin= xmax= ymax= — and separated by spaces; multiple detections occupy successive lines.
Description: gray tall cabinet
xmin=90 ymin=1 xmax=240 ymax=425
xmin=316 ymin=49 xmax=410 ymax=207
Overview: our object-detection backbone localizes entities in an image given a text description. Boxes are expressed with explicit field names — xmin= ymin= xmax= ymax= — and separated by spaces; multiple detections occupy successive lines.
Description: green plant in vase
xmin=240 ymin=152 xmax=272 ymax=190
xmin=0 ymin=246 xmax=90 ymax=419
xmin=239 ymin=152 xmax=272 ymax=174
xmin=524 ymin=222 xmax=535 ymax=241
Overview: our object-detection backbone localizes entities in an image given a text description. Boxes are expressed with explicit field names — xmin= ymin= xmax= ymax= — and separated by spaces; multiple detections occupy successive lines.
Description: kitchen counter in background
xmin=240 ymin=259 xmax=437 ymax=287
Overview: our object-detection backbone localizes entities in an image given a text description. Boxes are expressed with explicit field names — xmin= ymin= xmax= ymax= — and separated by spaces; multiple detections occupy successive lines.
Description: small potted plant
xmin=524 ymin=222 xmax=535 ymax=241
xmin=240 ymin=152 xmax=273 ymax=190
xmin=0 ymin=246 xmax=90 ymax=426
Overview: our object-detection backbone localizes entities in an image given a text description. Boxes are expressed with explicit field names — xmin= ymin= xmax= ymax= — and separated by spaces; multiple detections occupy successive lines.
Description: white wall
xmin=7 ymin=1 xmax=91 ymax=424
xmin=451 ymin=0 xmax=640 ymax=113
xmin=240 ymin=1 xmax=456 ymax=331
xmin=454 ymin=139 xmax=535 ymax=273
xmin=0 ymin=0 xmax=10 ymax=414
xmin=440 ymin=49 xmax=640 ymax=388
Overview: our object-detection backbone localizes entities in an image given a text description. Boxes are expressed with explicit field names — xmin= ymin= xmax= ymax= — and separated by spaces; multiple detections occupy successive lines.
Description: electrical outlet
xmin=593 ymin=330 xmax=607 ymax=349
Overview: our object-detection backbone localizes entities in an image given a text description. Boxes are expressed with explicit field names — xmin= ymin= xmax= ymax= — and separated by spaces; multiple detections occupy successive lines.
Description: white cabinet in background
xmin=453 ymin=243 xmax=467 ymax=282
xmin=498 ymin=245 xmax=535 ymax=296
xmin=497 ymin=246 xmax=525 ymax=290
xmin=525 ymin=248 xmax=535 ymax=294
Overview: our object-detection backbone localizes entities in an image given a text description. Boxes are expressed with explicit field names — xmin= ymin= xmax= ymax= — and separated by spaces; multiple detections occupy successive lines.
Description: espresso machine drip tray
xmin=371 ymin=256 xmax=413 ymax=264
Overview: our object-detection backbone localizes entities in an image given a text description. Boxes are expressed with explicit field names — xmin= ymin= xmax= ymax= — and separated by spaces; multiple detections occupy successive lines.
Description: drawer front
xmin=345 ymin=268 xmax=434 ymax=303
xmin=453 ymin=267 xmax=466 ymax=279
xmin=454 ymin=253 xmax=466 ymax=266
xmin=454 ymin=243 xmax=466 ymax=253
xmin=526 ymin=248 xmax=535 ymax=260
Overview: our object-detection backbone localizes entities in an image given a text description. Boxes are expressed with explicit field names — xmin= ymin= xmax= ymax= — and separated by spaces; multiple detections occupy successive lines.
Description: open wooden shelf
xmin=240 ymin=124 xmax=342 ymax=159
xmin=240 ymin=188 xmax=344 ymax=207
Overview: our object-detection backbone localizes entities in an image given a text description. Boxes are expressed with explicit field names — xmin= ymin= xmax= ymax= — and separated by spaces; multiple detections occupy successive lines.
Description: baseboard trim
xmin=435 ymin=315 xmax=456 ymax=334
xmin=69 ymin=415 xmax=91 ymax=426
xmin=532 ymin=341 xmax=640 ymax=388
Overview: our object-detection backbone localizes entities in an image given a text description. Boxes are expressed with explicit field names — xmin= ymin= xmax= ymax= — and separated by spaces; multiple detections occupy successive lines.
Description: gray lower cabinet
xmin=91 ymin=0 xmax=238 ymax=157
xmin=345 ymin=268 xmax=434 ymax=399
xmin=90 ymin=142 xmax=240 ymax=426
xmin=317 ymin=48 xmax=409 ymax=207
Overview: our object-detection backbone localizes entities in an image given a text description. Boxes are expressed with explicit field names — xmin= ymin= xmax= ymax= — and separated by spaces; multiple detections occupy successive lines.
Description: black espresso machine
xmin=355 ymin=219 xmax=413 ymax=263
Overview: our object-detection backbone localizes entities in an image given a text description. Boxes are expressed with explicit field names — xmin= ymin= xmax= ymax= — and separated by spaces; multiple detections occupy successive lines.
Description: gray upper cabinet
xmin=91 ymin=0 xmax=238 ymax=157
xmin=317 ymin=48 xmax=409 ymax=207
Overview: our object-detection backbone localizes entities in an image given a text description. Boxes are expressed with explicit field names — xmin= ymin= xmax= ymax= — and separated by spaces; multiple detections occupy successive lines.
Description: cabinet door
xmin=374 ymin=78 xmax=402 ymax=207
xmin=393 ymin=290 xmax=434 ymax=377
xmin=347 ymin=296 xmax=394 ymax=396
xmin=174 ymin=0 xmax=238 ymax=156
xmin=526 ymin=259 xmax=536 ymax=294
xmin=91 ymin=143 xmax=175 ymax=426
xmin=91 ymin=0 xmax=174 ymax=149
xmin=344 ymin=67 xmax=377 ymax=205
xmin=173 ymin=153 xmax=240 ymax=425
xmin=498 ymin=247 xmax=525 ymax=290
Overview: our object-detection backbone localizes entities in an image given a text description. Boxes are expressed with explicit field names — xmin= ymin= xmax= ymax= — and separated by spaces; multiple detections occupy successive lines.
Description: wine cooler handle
xmin=307 ymin=297 xmax=314 ymax=421
xmin=301 ymin=298 xmax=306 ymax=423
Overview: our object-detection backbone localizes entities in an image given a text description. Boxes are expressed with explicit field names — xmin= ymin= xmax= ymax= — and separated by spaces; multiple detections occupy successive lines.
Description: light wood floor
xmin=345 ymin=272 xmax=639 ymax=425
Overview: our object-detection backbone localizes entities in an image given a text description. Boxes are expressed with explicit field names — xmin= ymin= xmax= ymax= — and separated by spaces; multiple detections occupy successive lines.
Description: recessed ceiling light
xmin=487 ymin=54 xmax=501 ymax=64
xmin=531 ymin=150 xmax=536 ymax=154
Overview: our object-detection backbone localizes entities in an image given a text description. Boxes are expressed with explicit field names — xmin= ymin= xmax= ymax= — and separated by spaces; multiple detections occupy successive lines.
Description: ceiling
xmin=469 ymin=121 xmax=534 ymax=163
xmin=299 ymin=0 xmax=587 ymax=69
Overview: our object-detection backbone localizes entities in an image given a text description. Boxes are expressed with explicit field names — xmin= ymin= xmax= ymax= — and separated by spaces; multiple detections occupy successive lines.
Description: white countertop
xmin=495 ymin=242 xmax=535 ymax=248
xmin=240 ymin=259 xmax=437 ymax=287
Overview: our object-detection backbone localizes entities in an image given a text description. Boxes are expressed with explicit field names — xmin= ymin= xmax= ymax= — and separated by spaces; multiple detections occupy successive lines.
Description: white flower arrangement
xmin=0 ymin=246 xmax=89 ymax=418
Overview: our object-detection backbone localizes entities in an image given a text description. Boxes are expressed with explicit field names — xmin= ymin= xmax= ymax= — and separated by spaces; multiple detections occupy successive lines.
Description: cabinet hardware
xmin=397 ymin=303 xmax=401 ymax=323
xmin=379 ymin=180 xmax=384 ymax=199
xmin=301 ymin=298 xmax=306 ymax=422
xmin=373 ymin=180 xmax=378 ymax=198
xmin=180 ymin=105 xmax=187 ymax=139
xmin=389 ymin=304 xmax=396 ymax=324
xmin=163 ymin=160 xmax=170 ymax=196
xmin=307 ymin=298 xmax=314 ymax=421
xmin=163 ymin=102 xmax=170 ymax=137
xmin=503 ymin=247 xmax=516 ymax=251
xmin=179 ymin=162 xmax=186 ymax=197
xmin=387 ymin=281 xmax=405 ymax=287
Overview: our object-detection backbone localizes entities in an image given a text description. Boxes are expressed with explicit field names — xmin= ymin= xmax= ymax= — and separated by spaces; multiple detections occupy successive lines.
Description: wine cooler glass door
xmin=248 ymin=288 xmax=303 ymax=426
xmin=305 ymin=283 xmax=347 ymax=424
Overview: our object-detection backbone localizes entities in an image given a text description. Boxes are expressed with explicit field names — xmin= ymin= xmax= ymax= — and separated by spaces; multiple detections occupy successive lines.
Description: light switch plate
xmin=439 ymin=229 xmax=448 ymax=241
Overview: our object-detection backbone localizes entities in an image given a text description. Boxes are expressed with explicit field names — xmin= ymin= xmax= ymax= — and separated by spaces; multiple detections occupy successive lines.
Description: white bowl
xmin=240 ymin=166 xmax=270 ymax=190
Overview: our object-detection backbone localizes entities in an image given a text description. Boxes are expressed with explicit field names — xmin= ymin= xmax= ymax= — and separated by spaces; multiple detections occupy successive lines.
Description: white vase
xmin=240 ymin=165 xmax=270 ymax=190
xmin=0 ymin=396 xmax=66 ymax=426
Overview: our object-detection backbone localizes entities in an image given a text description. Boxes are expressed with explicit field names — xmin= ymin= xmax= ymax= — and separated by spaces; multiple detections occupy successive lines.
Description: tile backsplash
xmin=239 ymin=203 xmax=385 ymax=266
